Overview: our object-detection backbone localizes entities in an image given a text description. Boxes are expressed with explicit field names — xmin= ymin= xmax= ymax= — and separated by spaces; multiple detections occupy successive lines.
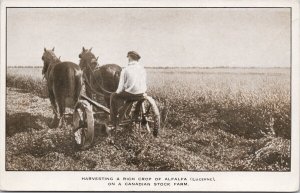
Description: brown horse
xmin=42 ymin=47 xmax=83 ymax=128
xmin=79 ymin=47 xmax=122 ymax=107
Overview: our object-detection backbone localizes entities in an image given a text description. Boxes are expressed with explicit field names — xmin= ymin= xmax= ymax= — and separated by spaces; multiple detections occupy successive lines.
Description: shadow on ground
xmin=6 ymin=112 xmax=52 ymax=137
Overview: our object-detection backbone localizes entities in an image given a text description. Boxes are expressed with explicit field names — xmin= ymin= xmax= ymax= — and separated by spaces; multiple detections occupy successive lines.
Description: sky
xmin=7 ymin=8 xmax=290 ymax=67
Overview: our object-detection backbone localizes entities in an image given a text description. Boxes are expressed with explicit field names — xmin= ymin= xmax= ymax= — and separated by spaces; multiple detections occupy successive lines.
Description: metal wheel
xmin=138 ymin=96 xmax=160 ymax=137
xmin=73 ymin=100 xmax=94 ymax=149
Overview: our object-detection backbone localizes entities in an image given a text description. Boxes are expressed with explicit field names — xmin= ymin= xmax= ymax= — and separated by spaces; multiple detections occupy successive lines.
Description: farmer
xmin=109 ymin=51 xmax=147 ymax=128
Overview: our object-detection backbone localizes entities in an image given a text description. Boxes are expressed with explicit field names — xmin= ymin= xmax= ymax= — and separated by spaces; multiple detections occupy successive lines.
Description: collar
xmin=128 ymin=61 xmax=139 ymax=66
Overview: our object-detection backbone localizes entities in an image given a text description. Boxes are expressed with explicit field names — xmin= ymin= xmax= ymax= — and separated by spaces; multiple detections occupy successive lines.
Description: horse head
xmin=79 ymin=46 xmax=91 ymax=59
xmin=42 ymin=47 xmax=61 ymax=77
xmin=79 ymin=46 xmax=99 ymax=75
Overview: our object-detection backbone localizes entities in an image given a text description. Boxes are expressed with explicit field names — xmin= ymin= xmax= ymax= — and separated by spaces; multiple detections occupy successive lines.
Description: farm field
xmin=6 ymin=67 xmax=291 ymax=171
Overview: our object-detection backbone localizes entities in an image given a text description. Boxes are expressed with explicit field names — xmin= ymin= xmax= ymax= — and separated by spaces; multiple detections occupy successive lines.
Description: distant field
xmin=7 ymin=66 xmax=290 ymax=77
xmin=6 ymin=67 xmax=291 ymax=171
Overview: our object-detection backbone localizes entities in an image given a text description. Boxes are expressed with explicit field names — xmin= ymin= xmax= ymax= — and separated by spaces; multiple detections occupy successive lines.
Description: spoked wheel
xmin=73 ymin=100 xmax=94 ymax=150
xmin=137 ymin=96 xmax=160 ymax=138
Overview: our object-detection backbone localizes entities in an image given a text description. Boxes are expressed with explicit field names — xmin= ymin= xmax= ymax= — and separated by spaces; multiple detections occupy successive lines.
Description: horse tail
xmin=74 ymin=69 xmax=83 ymax=102
xmin=113 ymin=70 xmax=121 ymax=89
xmin=63 ymin=67 xmax=75 ymax=96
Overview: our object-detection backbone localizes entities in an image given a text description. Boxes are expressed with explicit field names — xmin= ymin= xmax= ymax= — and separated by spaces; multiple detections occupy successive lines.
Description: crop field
xmin=6 ymin=67 xmax=291 ymax=171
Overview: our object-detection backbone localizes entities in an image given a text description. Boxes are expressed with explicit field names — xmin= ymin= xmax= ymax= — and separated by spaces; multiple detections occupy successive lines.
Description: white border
xmin=0 ymin=0 xmax=299 ymax=191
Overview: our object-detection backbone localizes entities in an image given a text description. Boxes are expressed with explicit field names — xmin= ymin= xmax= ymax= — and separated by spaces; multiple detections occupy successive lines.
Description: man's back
xmin=116 ymin=61 xmax=147 ymax=94
xmin=123 ymin=63 xmax=147 ymax=94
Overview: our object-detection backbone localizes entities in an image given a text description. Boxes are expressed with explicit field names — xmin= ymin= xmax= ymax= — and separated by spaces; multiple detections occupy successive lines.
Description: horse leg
xmin=85 ymin=79 xmax=93 ymax=99
xmin=49 ymin=90 xmax=59 ymax=128
xmin=103 ymin=95 xmax=112 ymax=135
xmin=105 ymin=125 xmax=115 ymax=144
xmin=74 ymin=72 xmax=83 ymax=104
xmin=104 ymin=96 xmax=110 ymax=108
xmin=57 ymin=98 xmax=66 ymax=128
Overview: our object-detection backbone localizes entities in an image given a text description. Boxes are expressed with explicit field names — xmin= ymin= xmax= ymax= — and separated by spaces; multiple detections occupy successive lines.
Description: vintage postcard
xmin=0 ymin=0 xmax=299 ymax=191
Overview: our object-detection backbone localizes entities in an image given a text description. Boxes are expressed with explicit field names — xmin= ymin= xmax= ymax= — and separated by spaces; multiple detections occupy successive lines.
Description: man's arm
xmin=116 ymin=69 xmax=126 ymax=93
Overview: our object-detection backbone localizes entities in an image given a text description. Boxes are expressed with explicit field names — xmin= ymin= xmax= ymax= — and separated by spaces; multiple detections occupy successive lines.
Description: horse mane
xmin=43 ymin=50 xmax=61 ymax=79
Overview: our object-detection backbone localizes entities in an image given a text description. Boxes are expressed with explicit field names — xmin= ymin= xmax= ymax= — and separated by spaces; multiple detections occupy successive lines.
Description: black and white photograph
xmin=0 ymin=0 xmax=299 ymax=192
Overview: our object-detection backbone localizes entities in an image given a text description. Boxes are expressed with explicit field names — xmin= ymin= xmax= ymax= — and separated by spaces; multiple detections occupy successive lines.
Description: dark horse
xmin=42 ymin=47 xmax=83 ymax=128
xmin=79 ymin=47 xmax=122 ymax=107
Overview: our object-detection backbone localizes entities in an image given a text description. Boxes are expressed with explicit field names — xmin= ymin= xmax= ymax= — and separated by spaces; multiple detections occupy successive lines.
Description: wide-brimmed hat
xmin=127 ymin=51 xmax=141 ymax=61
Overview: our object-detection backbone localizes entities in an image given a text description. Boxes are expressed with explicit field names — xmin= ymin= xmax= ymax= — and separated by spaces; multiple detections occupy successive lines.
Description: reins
xmin=82 ymin=72 xmax=106 ymax=97
xmin=82 ymin=59 xmax=114 ymax=97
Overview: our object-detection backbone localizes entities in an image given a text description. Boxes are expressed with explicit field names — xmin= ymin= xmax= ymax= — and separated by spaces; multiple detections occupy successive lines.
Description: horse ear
xmin=89 ymin=47 xmax=93 ymax=51
xmin=52 ymin=47 xmax=55 ymax=51
xmin=82 ymin=46 xmax=86 ymax=51
xmin=96 ymin=56 xmax=99 ymax=61
xmin=44 ymin=47 xmax=46 ymax=52
xmin=59 ymin=56 xmax=61 ymax=60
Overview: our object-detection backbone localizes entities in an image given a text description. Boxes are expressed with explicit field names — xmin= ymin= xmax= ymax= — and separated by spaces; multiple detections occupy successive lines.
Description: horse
xmin=42 ymin=47 xmax=83 ymax=128
xmin=79 ymin=47 xmax=122 ymax=107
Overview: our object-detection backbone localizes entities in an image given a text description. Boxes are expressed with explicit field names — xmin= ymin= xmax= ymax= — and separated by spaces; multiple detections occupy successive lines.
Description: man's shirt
xmin=116 ymin=61 xmax=147 ymax=94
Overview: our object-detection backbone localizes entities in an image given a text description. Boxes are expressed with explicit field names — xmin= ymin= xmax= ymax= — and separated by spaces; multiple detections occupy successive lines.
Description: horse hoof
xmin=46 ymin=129 xmax=55 ymax=134
xmin=106 ymin=137 xmax=115 ymax=145
xmin=58 ymin=122 xmax=64 ymax=129
xmin=57 ymin=118 xmax=66 ymax=129
xmin=105 ymin=126 xmax=113 ymax=135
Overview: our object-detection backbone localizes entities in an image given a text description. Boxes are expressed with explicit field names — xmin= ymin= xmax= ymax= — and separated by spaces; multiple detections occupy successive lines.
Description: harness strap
xmin=84 ymin=63 xmax=115 ymax=96
xmin=83 ymin=73 xmax=111 ymax=97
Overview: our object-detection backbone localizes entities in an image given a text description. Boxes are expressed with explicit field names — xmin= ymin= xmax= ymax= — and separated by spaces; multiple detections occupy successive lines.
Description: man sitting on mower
xmin=109 ymin=51 xmax=147 ymax=129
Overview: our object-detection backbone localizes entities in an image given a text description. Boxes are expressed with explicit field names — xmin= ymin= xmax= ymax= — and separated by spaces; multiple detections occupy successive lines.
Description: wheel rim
xmin=73 ymin=100 xmax=95 ymax=149
xmin=138 ymin=97 xmax=160 ymax=137
xmin=73 ymin=108 xmax=88 ymax=145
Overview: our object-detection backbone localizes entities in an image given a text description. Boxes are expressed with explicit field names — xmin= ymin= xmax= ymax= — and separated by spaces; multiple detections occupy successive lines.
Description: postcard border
xmin=1 ymin=1 xmax=299 ymax=191
xmin=4 ymin=6 xmax=293 ymax=172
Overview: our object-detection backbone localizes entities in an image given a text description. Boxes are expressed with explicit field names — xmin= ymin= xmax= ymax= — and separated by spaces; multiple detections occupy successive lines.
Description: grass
xmin=6 ymin=67 xmax=291 ymax=171
xmin=6 ymin=73 xmax=48 ymax=98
